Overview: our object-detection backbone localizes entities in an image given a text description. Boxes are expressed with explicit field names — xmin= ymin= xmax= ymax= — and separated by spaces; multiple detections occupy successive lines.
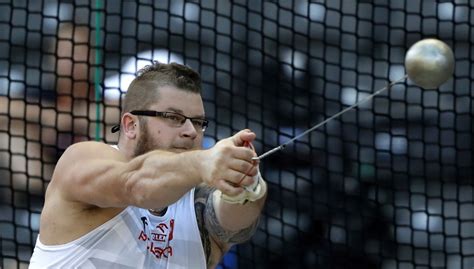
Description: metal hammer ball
xmin=405 ymin=38 xmax=454 ymax=89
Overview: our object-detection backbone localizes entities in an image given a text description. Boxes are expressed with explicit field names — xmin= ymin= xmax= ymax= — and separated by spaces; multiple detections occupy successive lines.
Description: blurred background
xmin=0 ymin=0 xmax=473 ymax=268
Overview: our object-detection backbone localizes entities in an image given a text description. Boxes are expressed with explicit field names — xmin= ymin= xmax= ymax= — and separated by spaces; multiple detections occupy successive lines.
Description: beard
xmin=133 ymin=123 xmax=160 ymax=157
xmin=132 ymin=122 xmax=201 ymax=157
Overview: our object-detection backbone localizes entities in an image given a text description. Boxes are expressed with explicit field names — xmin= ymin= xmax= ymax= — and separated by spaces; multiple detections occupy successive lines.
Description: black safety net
xmin=0 ymin=0 xmax=473 ymax=268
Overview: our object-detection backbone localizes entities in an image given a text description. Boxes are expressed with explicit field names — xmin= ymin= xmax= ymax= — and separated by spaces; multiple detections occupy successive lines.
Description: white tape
xmin=216 ymin=171 xmax=267 ymax=204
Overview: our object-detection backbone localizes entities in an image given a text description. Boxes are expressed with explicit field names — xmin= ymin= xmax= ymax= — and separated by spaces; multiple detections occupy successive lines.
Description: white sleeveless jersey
xmin=29 ymin=189 xmax=206 ymax=269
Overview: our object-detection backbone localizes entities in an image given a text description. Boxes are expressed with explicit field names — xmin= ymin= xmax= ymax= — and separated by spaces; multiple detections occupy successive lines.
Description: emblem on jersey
xmin=138 ymin=218 xmax=175 ymax=259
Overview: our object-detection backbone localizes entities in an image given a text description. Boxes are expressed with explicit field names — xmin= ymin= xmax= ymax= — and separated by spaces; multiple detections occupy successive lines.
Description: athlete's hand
xmin=201 ymin=129 xmax=258 ymax=196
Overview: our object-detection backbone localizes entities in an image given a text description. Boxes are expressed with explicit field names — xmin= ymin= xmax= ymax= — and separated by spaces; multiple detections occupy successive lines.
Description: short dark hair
xmin=122 ymin=61 xmax=202 ymax=113
xmin=111 ymin=61 xmax=202 ymax=133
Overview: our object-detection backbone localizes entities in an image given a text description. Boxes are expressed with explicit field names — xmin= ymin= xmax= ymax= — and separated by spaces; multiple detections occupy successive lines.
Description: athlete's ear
xmin=122 ymin=113 xmax=139 ymax=139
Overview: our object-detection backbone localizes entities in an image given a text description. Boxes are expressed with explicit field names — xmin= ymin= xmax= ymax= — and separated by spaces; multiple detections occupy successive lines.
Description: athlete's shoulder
xmin=61 ymin=141 xmax=125 ymax=162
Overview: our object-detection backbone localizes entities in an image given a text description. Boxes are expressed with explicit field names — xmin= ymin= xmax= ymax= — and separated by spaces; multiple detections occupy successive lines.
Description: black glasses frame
xmin=139 ymin=109 xmax=208 ymax=129
xmin=111 ymin=110 xmax=209 ymax=133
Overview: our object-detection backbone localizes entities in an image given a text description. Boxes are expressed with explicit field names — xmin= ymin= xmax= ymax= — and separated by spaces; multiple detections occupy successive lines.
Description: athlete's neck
xmin=148 ymin=207 xmax=167 ymax=216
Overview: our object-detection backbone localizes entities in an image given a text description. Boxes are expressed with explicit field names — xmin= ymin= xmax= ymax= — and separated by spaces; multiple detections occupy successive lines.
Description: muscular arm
xmin=194 ymin=183 xmax=266 ymax=268
xmin=53 ymin=141 xmax=204 ymax=209
xmin=53 ymin=129 xmax=257 ymax=210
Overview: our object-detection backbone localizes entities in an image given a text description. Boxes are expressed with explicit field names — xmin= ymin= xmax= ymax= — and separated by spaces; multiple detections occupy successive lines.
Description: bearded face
xmin=130 ymin=86 xmax=205 ymax=157
xmin=133 ymin=119 xmax=160 ymax=157
xmin=132 ymin=118 xmax=202 ymax=157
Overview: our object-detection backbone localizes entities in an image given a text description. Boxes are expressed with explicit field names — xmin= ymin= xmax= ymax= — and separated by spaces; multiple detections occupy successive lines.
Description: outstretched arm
xmin=52 ymin=130 xmax=257 ymax=209
xmin=53 ymin=141 xmax=202 ymax=209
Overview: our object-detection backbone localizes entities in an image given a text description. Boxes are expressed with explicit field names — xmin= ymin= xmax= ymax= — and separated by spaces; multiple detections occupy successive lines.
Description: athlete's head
xmin=116 ymin=62 xmax=207 ymax=156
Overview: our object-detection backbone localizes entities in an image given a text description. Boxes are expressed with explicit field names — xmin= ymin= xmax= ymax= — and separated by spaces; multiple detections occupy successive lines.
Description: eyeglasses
xmin=134 ymin=110 xmax=209 ymax=131
xmin=111 ymin=110 xmax=209 ymax=133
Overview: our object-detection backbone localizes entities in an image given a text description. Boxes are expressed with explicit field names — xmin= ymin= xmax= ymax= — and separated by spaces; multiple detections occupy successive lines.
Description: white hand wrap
xmin=215 ymin=170 xmax=267 ymax=205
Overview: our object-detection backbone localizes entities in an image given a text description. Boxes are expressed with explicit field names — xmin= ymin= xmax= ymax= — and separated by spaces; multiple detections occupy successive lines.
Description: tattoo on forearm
xmin=194 ymin=186 xmax=213 ymax=263
xmin=194 ymin=185 xmax=260 ymax=268
xmin=204 ymin=188 xmax=259 ymax=244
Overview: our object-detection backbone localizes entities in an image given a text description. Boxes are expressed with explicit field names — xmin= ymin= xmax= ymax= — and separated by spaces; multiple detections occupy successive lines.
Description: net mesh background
xmin=1 ymin=0 xmax=473 ymax=268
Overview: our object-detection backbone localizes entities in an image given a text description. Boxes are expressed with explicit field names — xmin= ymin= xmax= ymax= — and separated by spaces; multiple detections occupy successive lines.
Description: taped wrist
xmin=216 ymin=171 xmax=267 ymax=204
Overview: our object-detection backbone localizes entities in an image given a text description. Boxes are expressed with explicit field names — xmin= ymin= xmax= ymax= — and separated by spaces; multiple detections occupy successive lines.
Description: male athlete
xmin=30 ymin=62 xmax=267 ymax=268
